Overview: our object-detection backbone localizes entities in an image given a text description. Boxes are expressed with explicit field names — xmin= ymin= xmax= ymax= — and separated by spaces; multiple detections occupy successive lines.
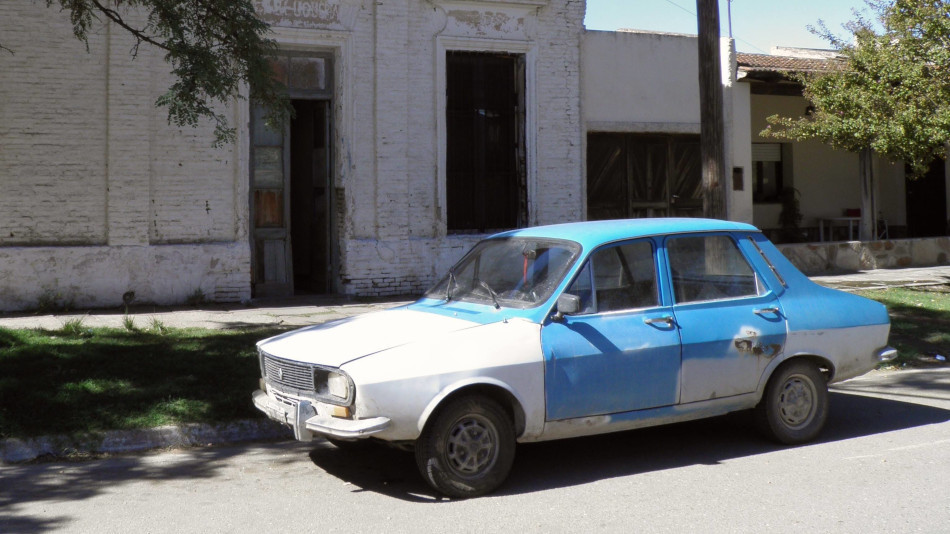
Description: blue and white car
xmin=252 ymin=218 xmax=895 ymax=498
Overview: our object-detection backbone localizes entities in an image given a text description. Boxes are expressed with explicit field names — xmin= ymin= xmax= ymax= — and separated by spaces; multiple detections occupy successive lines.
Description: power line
xmin=662 ymin=0 xmax=768 ymax=54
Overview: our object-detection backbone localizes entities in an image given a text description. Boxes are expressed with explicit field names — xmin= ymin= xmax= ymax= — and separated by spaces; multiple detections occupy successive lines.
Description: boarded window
xmin=587 ymin=133 xmax=702 ymax=220
xmin=446 ymin=52 xmax=526 ymax=233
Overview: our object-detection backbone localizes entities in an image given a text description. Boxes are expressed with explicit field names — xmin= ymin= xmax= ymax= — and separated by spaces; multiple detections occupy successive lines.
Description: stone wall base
xmin=777 ymin=237 xmax=950 ymax=275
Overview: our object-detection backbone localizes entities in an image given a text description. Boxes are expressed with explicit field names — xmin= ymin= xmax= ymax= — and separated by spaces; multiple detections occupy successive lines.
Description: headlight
xmin=313 ymin=367 xmax=353 ymax=405
xmin=327 ymin=372 xmax=348 ymax=399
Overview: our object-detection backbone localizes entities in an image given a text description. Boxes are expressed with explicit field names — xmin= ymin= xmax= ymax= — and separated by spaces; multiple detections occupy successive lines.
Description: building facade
xmin=0 ymin=0 xmax=586 ymax=310
xmin=2 ymin=1 xmax=945 ymax=312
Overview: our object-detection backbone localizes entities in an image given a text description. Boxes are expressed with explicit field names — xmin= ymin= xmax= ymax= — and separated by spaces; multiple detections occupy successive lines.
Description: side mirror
xmin=553 ymin=293 xmax=580 ymax=321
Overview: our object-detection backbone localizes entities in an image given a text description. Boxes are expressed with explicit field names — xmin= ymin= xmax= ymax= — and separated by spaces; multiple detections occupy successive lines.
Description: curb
xmin=0 ymin=419 xmax=292 ymax=464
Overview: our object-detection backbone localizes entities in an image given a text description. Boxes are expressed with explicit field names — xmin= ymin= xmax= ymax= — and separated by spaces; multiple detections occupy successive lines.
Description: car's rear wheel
xmin=415 ymin=395 xmax=515 ymax=499
xmin=755 ymin=360 xmax=828 ymax=444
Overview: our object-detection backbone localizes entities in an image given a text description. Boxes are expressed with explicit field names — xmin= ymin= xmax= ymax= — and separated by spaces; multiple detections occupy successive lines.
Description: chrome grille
xmin=262 ymin=353 xmax=314 ymax=391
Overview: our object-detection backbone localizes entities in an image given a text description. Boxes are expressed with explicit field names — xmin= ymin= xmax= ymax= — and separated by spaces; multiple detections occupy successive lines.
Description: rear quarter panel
xmin=756 ymin=237 xmax=891 ymax=384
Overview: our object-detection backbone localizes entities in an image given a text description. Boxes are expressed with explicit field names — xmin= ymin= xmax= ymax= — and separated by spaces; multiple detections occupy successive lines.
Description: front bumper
xmin=252 ymin=389 xmax=390 ymax=441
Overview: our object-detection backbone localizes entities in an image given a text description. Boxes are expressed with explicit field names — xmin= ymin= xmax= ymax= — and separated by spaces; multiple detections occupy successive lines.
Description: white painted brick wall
xmin=0 ymin=3 xmax=109 ymax=246
xmin=336 ymin=0 xmax=586 ymax=297
xmin=0 ymin=1 xmax=250 ymax=311
xmin=1 ymin=0 xmax=586 ymax=309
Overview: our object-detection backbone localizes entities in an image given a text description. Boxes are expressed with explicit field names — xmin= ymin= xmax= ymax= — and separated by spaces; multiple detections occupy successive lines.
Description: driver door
xmin=541 ymin=239 xmax=683 ymax=420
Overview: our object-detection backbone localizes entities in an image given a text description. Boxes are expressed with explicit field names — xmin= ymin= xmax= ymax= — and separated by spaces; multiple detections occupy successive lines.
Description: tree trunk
xmin=697 ymin=0 xmax=726 ymax=219
xmin=859 ymin=147 xmax=876 ymax=241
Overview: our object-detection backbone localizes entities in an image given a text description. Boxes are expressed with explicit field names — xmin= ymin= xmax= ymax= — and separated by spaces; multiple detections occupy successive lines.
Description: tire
xmin=414 ymin=396 xmax=516 ymax=499
xmin=755 ymin=360 xmax=829 ymax=444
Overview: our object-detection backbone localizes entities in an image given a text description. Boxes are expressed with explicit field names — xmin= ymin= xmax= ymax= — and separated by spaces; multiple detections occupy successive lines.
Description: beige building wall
xmin=749 ymin=93 xmax=907 ymax=233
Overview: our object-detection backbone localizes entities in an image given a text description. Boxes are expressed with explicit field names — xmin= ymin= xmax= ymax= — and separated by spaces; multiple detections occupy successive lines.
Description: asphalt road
xmin=2 ymin=368 xmax=948 ymax=534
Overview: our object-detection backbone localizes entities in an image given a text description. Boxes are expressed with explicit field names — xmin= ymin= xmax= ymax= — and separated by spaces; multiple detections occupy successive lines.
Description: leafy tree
xmin=6 ymin=0 xmax=290 ymax=146
xmin=762 ymin=0 xmax=950 ymax=178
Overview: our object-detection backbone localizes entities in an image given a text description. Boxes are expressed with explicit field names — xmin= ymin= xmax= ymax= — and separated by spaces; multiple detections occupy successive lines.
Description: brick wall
xmin=327 ymin=0 xmax=587 ymax=297
xmin=0 ymin=1 xmax=250 ymax=311
xmin=0 ymin=0 xmax=586 ymax=310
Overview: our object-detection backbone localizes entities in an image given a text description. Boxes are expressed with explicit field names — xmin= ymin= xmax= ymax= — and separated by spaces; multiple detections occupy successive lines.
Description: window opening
xmin=446 ymin=51 xmax=526 ymax=232
xmin=668 ymin=235 xmax=764 ymax=303
xmin=565 ymin=240 xmax=658 ymax=313
xmin=752 ymin=143 xmax=791 ymax=204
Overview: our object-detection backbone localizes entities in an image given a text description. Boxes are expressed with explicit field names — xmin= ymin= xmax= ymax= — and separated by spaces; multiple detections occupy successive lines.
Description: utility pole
xmin=696 ymin=0 xmax=727 ymax=219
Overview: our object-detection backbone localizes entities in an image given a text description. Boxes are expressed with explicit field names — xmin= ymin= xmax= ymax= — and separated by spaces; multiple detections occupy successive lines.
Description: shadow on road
xmin=0 ymin=440 xmax=303 ymax=533
xmin=2 ymin=376 xmax=948 ymax=531
xmin=307 ymin=389 xmax=950 ymax=501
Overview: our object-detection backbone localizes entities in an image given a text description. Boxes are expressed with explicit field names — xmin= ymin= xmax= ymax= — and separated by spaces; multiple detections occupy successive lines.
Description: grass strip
xmin=857 ymin=285 xmax=950 ymax=368
xmin=0 ymin=324 xmax=287 ymax=440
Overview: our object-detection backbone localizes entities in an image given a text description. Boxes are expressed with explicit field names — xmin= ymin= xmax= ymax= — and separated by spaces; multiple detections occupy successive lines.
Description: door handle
xmin=754 ymin=307 xmax=780 ymax=316
xmin=644 ymin=315 xmax=674 ymax=327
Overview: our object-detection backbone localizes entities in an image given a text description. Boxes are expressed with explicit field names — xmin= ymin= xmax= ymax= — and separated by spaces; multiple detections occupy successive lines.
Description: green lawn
xmin=857 ymin=285 xmax=950 ymax=368
xmin=0 ymin=323 xmax=287 ymax=440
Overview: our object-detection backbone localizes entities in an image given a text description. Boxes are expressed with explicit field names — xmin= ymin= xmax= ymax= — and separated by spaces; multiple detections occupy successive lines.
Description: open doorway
xmin=905 ymin=159 xmax=948 ymax=237
xmin=250 ymin=53 xmax=335 ymax=298
xmin=290 ymin=100 xmax=331 ymax=294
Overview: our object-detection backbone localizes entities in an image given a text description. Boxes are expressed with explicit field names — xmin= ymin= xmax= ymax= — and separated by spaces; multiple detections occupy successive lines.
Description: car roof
xmin=492 ymin=218 xmax=760 ymax=249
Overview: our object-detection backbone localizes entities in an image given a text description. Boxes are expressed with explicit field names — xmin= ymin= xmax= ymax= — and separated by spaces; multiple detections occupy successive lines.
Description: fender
xmin=416 ymin=376 xmax=542 ymax=439
xmin=755 ymin=351 xmax=836 ymax=402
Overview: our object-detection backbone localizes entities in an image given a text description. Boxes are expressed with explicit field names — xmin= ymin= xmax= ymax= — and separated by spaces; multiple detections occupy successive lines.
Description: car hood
xmin=257 ymin=307 xmax=483 ymax=367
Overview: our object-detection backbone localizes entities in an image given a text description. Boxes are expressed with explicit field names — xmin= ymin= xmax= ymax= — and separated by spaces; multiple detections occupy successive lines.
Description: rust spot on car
xmin=735 ymin=331 xmax=782 ymax=358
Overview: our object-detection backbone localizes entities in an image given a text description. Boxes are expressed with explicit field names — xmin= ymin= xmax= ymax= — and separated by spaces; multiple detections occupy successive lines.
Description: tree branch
xmin=89 ymin=0 xmax=170 ymax=52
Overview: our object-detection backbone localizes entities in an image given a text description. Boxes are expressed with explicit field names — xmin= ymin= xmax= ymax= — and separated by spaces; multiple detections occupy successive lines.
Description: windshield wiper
xmin=478 ymin=280 xmax=501 ymax=309
xmin=444 ymin=270 xmax=457 ymax=301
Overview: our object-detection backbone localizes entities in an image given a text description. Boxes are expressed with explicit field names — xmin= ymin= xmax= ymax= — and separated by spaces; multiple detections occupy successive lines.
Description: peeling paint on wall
xmin=254 ymin=0 xmax=363 ymax=31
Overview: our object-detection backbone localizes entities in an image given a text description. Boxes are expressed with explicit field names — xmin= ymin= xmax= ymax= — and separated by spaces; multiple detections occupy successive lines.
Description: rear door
xmin=664 ymin=233 xmax=787 ymax=404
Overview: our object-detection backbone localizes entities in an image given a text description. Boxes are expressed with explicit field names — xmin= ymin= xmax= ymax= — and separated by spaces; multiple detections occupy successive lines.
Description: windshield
xmin=424 ymin=237 xmax=582 ymax=309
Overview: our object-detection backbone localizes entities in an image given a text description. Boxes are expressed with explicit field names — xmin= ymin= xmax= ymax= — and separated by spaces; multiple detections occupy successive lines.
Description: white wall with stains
xmin=255 ymin=0 xmax=586 ymax=297
xmin=0 ymin=1 xmax=251 ymax=311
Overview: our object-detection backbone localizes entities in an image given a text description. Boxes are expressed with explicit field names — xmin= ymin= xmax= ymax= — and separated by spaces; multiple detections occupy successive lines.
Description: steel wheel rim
xmin=445 ymin=414 xmax=499 ymax=478
xmin=777 ymin=374 xmax=817 ymax=429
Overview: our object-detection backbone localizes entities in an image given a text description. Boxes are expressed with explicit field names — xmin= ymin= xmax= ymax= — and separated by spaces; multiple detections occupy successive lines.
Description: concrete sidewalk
xmin=0 ymin=266 xmax=948 ymax=332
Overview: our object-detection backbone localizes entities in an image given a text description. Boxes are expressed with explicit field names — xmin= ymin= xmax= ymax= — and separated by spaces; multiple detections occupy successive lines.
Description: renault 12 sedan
xmin=252 ymin=218 xmax=895 ymax=498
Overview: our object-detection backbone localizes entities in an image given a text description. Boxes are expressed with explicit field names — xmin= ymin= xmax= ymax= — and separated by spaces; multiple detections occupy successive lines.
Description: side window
xmin=565 ymin=240 xmax=658 ymax=313
xmin=567 ymin=262 xmax=595 ymax=314
xmin=667 ymin=235 xmax=764 ymax=303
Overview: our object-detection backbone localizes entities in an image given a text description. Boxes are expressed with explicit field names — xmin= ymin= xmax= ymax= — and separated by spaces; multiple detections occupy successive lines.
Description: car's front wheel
xmin=415 ymin=395 xmax=515 ymax=498
xmin=755 ymin=360 xmax=829 ymax=444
